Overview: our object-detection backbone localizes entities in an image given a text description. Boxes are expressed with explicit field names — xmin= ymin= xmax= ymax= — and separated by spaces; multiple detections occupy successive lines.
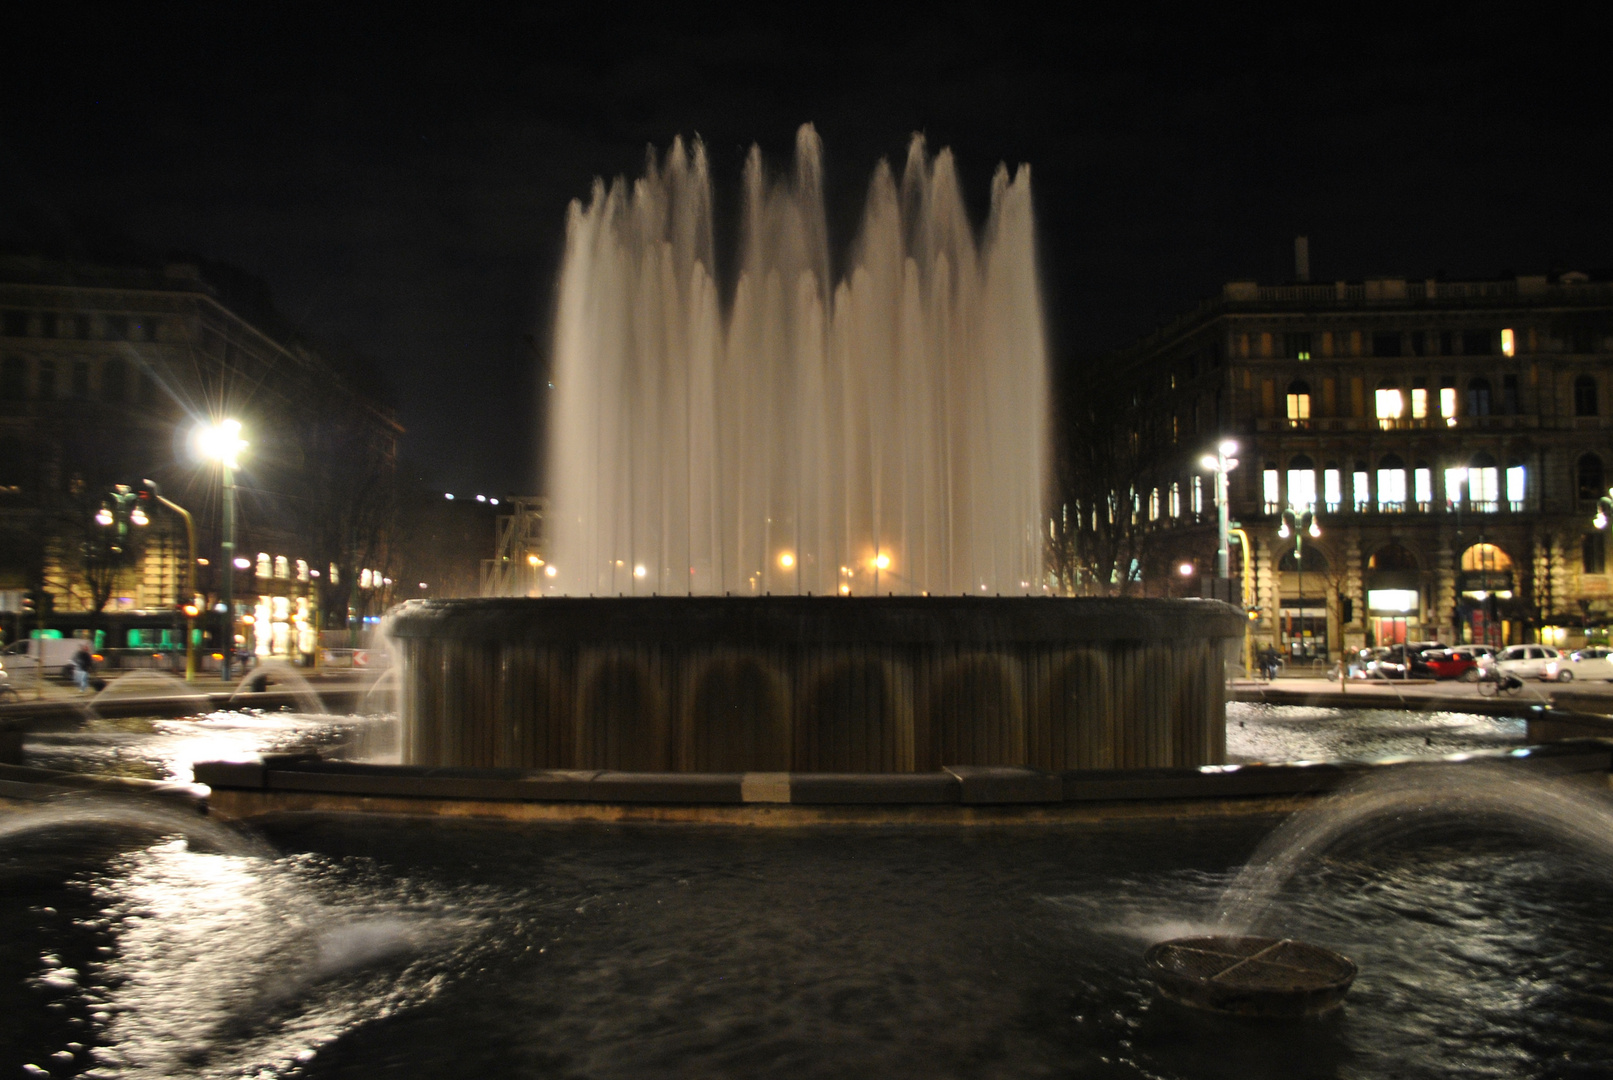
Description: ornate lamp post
xmin=1278 ymin=506 xmax=1321 ymax=661
xmin=1199 ymin=440 xmax=1240 ymax=581
xmin=195 ymin=419 xmax=247 ymax=682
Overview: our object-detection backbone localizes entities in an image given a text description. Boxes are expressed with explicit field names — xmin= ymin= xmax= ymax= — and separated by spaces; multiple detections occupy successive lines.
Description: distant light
xmin=1501 ymin=328 xmax=1516 ymax=357
xmin=1199 ymin=455 xmax=1219 ymax=472
xmin=633 ymin=564 xmax=647 ymax=579
xmin=489 ymin=498 xmax=499 ymax=505
xmin=778 ymin=552 xmax=795 ymax=569
xmin=1219 ymin=439 xmax=1238 ymax=455
xmin=1178 ymin=562 xmax=1194 ymax=576
xmin=839 ymin=584 xmax=851 ymax=595
xmin=445 ymin=493 xmax=454 ymax=500
xmin=196 ymin=558 xmax=210 ymax=566
xmin=544 ymin=565 xmax=557 ymax=578
xmin=382 ymin=577 xmax=392 ymax=585
xmin=874 ymin=553 xmax=890 ymax=570
xmin=527 ymin=554 xmax=540 ymax=566
xmin=419 ymin=582 xmax=428 ymax=589
xmin=182 ymin=604 xmax=199 ymax=617
xmin=241 ymin=614 xmax=255 ymax=625
xmin=214 ymin=603 xmax=227 ymax=612
xmin=476 ymin=494 xmax=486 ymax=502
xmin=130 ymin=508 xmax=149 ymax=526
xmin=195 ymin=418 xmax=247 ymax=469
xmin=310 ymin=569 xmax=320 ymax=577
xmin=94 ymin=507 xmax=114 ymax=526
xmin=233 ymin=557 xmax=251 ymax=569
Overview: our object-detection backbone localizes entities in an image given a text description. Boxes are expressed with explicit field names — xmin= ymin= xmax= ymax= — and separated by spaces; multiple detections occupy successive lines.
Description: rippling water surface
xmin=5 ymin=708 xmax=1607 ymax=1078
xmin=1226 ymin=703 xmax=1526 ymax=764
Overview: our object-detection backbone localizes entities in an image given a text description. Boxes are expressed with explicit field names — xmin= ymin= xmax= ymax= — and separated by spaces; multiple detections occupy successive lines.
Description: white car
xmin=1567 ymin=647 xmax=1613 ymax=681
xmin=1494 ymin=644 xmax=1572 ymax=682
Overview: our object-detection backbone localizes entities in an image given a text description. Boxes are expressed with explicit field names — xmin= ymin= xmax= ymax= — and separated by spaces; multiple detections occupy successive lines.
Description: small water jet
xmin=227 ymin=660 xmax=328 ymax=715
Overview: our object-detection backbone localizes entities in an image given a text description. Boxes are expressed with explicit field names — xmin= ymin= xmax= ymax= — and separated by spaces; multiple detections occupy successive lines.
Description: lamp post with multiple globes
xmin=194 ymin=419 xmax=247 ymax=682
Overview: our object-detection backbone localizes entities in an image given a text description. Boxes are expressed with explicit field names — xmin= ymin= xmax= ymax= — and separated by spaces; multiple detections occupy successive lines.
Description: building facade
xmin=0 ymin=255 xmax=401 ymax=660
xmin=1107 ymin=271 xmax=1613 ymax=659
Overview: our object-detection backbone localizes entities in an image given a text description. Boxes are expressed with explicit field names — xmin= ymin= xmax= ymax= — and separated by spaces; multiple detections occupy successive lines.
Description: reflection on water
xmin=1226 ymin=703 xmax=1526 ymax=765
xmin=3 ymin=813 xmax=1612 ymax=1078
xmin=23 ymin=711 xmax=399 ymax=783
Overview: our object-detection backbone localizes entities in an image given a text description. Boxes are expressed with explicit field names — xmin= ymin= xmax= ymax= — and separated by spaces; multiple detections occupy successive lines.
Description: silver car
xmin=1494 ymin=644 xmax=1571 ymax=682
xmin=1567 ymin=647 xmax=1613 ymax=681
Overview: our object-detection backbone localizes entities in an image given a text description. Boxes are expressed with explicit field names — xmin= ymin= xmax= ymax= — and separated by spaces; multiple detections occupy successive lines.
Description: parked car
xmin=1366 ymin=644 xmax=1435 ymax=679
xmin=1422 ymin=648 xmax=1481 ymax=681
xmin=1567 ymin=647 xmax=1613 ymax=681
xmin=0 ymin=637 xmax=90 ymax=681
xmin=1494 ymin=644 xmax=1572 ymax=682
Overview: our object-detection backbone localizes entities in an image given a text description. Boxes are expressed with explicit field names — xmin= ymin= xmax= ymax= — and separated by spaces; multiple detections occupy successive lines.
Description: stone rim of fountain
xmin=1144 ymin=934 xmax=1357 ymax=1018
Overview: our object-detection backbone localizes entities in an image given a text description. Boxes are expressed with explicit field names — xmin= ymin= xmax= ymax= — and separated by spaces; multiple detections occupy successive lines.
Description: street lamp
xmin=1278 ymin=505 xmax=1321 ymax=661
xmin=1199 ymin=440 xmax=1239 ymax=581
xmin=1593 ymin=487 xmax=1613 ymax=531
xmin=194 ymin=418 xmax=247 ymax=682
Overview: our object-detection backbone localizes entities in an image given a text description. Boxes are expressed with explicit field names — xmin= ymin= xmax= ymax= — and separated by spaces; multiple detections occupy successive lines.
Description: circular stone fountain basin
xmin=1144 ymin=935 xmax=1357 ymax=1017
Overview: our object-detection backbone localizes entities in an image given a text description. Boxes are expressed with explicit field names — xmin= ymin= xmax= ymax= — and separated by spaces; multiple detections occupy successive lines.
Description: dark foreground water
xmin=3 ymin=809 xmax=1612 ymax=1079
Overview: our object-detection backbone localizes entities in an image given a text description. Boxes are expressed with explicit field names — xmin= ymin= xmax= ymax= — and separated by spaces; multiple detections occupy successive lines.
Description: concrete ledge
xmin=188 ymin=737 xmax=1613 ymax=823
xmin=945 ymin=765 xmax=1062 ymax=804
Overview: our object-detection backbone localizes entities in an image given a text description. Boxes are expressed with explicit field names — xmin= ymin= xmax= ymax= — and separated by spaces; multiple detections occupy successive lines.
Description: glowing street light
xmin=778 ymin=552 xmax=795 ymax=569
xmin=1593 ymin=487 xmax=1613 ymax=530
xmin=195 ymin=418 xmax=247 ymax=681
xmin=1200 ymin=439 xmax=1239 ymax=580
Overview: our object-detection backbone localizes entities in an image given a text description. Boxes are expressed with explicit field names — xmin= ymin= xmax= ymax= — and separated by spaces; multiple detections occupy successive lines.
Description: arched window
xmin=1286 ymin=379 xmax=1311 ymax=425
xmin=1468 ymin=451 xmax=1499 ymax=511
xmin=1460 ymin=543 xmax=1512 ymax=572
xmin=1369 ymin=543 xmax=1419 ymax=571
xmin=1506 ymin=459 xmax=1527 ymax=510
xmin=1374 ymin=379 xmax=1404 ymax=428
xmin=274 ymin=555 xmax=290 ymax=580
xmin=1578 ymin=453 xmax=1606 ymax=502
xmin=1287 ymin=454 xmax=1316 ymax=511
xmin=1467 ymin=377 xmax=1492 ymax=417
xmin=1575 ymin=375 xmax=1598 ymax=417
xmin=1376 ymin=453 xmax=1407 ymax=512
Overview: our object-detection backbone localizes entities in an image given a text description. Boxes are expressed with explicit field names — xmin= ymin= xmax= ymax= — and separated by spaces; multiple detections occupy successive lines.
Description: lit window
xmin=361 ymin=568 xmax=373 ymax=589
xmin=1445 ymin=467 xmax=1467 ymax=509
xmin=1506 ymin=464 xmax=1526 ymax=509
xmin=256 ymin=552 xmax=271 ymax=578
xmin=1501 ymin=328 xmax=1516 ymax=357
xmin=1323 ymin=469 xmax=1343 ymax=512
xmin=1353 ymin=468 xmax=1371 ymax=512
xmin=1263 ymin=469 xmax=1280 ymax=513
xmin=329 ymin=563 xmax=340 ymax=585
xmin=274 ymin=555 xmax=289 ymax=579
xmin=295 ymin=559 xmax=309 ymax=582
xmin=1440 ymin=385 xmax=1457 ymax=425
xmin=1191 ymin=475 xmax=1203 ymax=515
xmin=1375 ymin=384 xmax=1404 ymax=428
xmin=1286 ymin=380 xmax=1311 ymax=424
xmin=1412 ymin=385 xmax=1428 ymax=419
xmin=1169 ymin=481 xmax=1181 ymax=518
xmin=1414 ymin=467 xmax=1432 ymax=508
xmin=1377 ymin=457 xmax=1407 ymax=512
xmin=1149 ymin=488 xmax=1160 ymax=521
xmin=1287 ymin=462 xmax=1316 ymax=511
xmin=1469 ymin=461 xmax=1500 ymax=510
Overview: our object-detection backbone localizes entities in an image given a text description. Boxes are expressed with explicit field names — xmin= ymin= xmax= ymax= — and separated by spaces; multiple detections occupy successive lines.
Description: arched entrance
xmin=1365 ymin=543 xmax=1421 ymax=646
xmin=1458 ymin=543 xmax=1515 ymax=646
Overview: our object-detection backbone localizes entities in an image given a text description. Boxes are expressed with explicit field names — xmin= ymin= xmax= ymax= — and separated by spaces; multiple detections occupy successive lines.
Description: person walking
xmin=72 ymin=642 xmax=94 ymax=693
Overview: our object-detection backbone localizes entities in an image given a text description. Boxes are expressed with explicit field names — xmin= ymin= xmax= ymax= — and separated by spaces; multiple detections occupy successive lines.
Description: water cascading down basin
xmin=386 ymin=595 xmax=1243 ymax=772
xmin=1145 ymin=936 xmax=1358 ymax=1017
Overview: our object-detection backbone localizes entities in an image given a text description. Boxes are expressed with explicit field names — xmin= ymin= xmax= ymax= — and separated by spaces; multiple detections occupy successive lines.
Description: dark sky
xmin=4 ymin=5 xmax=1607 ymax=494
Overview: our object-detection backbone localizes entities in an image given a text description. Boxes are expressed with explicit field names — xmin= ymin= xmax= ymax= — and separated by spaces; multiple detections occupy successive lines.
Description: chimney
xmin=1294 ymin=236 xmax=1310 ymax=283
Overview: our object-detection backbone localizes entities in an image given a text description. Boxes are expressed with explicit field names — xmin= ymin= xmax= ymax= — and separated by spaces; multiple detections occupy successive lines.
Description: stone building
xmin=1107 ymin=266 xmax=1613 ymax=659
xmin=0 ymin=255 xmax=401 ymax=660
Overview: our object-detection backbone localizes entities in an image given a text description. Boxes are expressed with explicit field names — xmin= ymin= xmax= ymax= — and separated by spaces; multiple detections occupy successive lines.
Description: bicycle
xmin=1474 ymin=667 xmax=1523 ymax=696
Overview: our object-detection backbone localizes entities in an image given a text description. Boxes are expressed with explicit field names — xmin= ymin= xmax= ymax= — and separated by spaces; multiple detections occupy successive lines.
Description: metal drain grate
xmin=1145 ymin=935 xmax=1357 ymax=1017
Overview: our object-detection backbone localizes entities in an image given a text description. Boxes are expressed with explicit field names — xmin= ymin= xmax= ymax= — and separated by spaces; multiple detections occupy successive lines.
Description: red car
xmin=1422 ymin=649 xmax=1481 ymax=681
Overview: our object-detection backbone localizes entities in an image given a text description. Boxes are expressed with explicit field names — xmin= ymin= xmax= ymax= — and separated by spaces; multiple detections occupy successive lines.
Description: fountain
xmin=390 ymin=127 xmax=1242 ymax=771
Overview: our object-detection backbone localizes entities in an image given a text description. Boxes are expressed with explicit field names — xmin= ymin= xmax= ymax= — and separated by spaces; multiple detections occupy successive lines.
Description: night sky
xmin=3 ymin=6 xmax=1606 ymax=495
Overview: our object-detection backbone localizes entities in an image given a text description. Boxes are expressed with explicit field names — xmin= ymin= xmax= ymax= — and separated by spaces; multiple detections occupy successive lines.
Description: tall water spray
xmin=548 ymin=125 xmax=1047 ymax=597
